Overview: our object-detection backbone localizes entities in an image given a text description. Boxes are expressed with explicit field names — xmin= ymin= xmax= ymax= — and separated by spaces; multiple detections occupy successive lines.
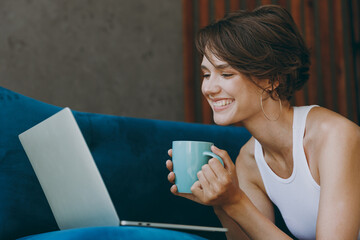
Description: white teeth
xmin=213 ymin=99 xmax=233 ymax=107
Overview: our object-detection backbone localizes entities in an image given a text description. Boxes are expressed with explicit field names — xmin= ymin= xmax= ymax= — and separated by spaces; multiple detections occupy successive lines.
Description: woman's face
xmin=201 ymin=53 xmax=262 ymax=125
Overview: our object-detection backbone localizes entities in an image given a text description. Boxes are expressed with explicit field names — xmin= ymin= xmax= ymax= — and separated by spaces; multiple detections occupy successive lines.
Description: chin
xmin=213 ymin=111 xmax=242 ymax=126
xmin=213 ymin=116 xmax=233 ymax=126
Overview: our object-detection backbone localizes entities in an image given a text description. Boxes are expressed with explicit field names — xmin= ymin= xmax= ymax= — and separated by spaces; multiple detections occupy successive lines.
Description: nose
xmin=202 ymin=76 xmax=221 ymax=96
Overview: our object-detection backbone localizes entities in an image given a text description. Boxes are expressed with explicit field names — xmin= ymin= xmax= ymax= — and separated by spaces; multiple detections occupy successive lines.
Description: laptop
xmin=18 ymin=108 xmax=227 ymax=233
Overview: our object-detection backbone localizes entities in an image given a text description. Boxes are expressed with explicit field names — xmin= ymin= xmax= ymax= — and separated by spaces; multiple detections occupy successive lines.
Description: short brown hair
xmin=196 ymin=5 xmax=310 ymax=100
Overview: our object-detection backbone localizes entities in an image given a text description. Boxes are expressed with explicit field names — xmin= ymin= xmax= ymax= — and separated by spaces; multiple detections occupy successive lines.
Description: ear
xmin=264 ymin=79 xmax=280 ymax=92
xmin=272 ymin=80 xmax=280 ymax=89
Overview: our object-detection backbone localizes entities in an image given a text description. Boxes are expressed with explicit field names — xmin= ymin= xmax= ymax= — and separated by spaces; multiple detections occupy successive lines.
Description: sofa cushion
xmin=17 ymin=226 xmax=207 ymax=240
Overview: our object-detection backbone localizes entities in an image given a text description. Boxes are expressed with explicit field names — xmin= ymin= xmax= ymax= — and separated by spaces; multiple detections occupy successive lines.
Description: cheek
xmin=201 ymin=81 xmax=207 ymax=96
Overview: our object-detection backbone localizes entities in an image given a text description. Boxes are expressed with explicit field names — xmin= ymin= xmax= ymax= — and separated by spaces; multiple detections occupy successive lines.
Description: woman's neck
xmin=242 ymin=102 xmax=294 ymax=159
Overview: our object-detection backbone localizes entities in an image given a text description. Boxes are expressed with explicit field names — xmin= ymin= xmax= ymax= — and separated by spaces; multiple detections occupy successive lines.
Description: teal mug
xmin=172 ymin=141 xmax=223 ymax=193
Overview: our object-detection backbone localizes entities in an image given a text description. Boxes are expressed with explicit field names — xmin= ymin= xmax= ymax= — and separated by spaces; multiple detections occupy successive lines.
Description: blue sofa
xmin=0 ymin=87 xmax=254 ymax=240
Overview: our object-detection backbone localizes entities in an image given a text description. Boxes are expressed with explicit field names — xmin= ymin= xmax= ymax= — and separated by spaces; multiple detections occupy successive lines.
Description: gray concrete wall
xmin=0 ymin=0 xmax=184 ymax=121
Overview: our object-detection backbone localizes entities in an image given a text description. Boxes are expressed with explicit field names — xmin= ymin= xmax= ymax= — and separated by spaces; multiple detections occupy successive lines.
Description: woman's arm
xmin=206 ymin=146 xmax=292 ymax=240
xmin=213 ymin=141 xmax=276 ymax=240
xmin=309 ymin=115 xmax=360 ymax=239
xmin=213 ymin=207 xmax=250 ymax=240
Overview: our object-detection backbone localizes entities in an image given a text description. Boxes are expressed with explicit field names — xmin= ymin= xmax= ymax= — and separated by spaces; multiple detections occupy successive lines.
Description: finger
xmin=170 ymin=184 xmax=178 ymax=194
xmin=191 ymin=180 xmax=202 ymax=191
xmin=168 ymin=149 xmax=172 ymax=157
xmin=171 ymin=184 xmax=202 ymax=203
xmin=211 ymin=145 xmax=234 ymax=169
xmin=199 ymin=165 xmax=224 ymax=199
xmin=167 ymin=171 xmax=175 ymax=183
xmin=200 ymin=163 xmax=218 ymax=183
xmin=207 ymin=158 xmax=230 ymax=190
xmin=197 ymin=170 xmax=211 ymax=190
xmin=166 ymin=159 xmax=173 ymax=171
xmin=190 ymin=181 xmax=205 ymax=202
xmin=208 ymin=157 xmax=226 ymax=177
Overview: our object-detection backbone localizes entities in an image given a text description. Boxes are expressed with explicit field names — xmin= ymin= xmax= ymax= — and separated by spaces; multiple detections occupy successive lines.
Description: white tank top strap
xmin=292 ymin=105 xmax=321 ymax=190
xmin=292 ymin=105 xmax=319 ymax=145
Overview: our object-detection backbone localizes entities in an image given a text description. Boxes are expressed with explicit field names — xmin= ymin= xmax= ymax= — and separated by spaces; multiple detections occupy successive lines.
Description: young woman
xmin=166 ymin=5 xmax=360 ymax=240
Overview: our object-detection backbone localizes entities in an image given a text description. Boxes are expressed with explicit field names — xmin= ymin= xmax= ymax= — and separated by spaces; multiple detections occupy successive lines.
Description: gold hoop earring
xmin=260 ymin=91 xmax=283 ymax=121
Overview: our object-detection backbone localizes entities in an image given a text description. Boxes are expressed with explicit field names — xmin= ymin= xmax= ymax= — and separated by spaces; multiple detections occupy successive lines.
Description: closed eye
xmin=203 ymin=74 xmax=210 ymax=79
xmin=222 ymin=73 xmax=233 ymax=78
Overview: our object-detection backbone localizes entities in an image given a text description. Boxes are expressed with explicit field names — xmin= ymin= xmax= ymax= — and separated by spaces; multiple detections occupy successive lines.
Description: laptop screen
xmin=19 ymin=108 xmax=120 ymax=230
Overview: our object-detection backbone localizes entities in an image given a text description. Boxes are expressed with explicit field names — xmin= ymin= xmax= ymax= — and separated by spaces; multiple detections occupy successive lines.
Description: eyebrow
xmin=201 ymin=64 xmax=231 ymax=71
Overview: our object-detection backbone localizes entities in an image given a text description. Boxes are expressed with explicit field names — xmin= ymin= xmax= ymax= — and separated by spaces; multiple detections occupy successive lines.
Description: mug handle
xmin=203 ymin=151 xmax=224 ymax=166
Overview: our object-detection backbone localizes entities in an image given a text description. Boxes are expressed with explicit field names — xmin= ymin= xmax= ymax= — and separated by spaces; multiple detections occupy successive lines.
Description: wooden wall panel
xmin=215 ymin=0 xmax=226 ymax=20
xmin=262 ymin=0 xmax=273 ymax=5
xmin=351 ymin=0 xmax=360 ymax=122
xmin=182 ymin=0 xmax=359 ymax=124
xmin=319 ymin=0 xmax=334 ymax=109
xmin=198 ymin=0 xmax=213 ymax=124
xmin=229 ymin=0 xmax=240 ymax=11
xmin=304 ymin=0 xmax=318 ymax=105
xmin=246 ymin=0 xmax=257 ymax=10
xmin=277 ymin=0 xmax=288 ymax=8
xmin=199 ymin=0 xmax=210 ymax=28
xmin=182 ymin=0 xmax=195 ymax=122
xmin=333 ymin=0 xmax=347 ymax=117
xmin=345 ymin=0 xmax=358 ymax=123
xmin=291 ymin=0 xmax=307 ymax=106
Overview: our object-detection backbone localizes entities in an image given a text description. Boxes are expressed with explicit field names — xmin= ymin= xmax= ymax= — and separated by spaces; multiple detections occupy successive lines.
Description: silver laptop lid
xmin=19 ymin=108 xmax=120 ymax=230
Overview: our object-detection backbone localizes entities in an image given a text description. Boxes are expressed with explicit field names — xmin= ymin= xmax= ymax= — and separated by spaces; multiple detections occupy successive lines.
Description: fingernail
xmin=171 ymin=185 xmax=177 ymax=192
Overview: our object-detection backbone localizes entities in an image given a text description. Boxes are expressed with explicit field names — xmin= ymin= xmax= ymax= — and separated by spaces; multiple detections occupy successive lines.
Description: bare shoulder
xmin=235 ymin=137 xmax=256 ymax=175
xmin=235 ymin=137 xmax=265 ymax=190
xmin=306 ymin=106 xmax=360 ymax=146
xmin=235 ymin=137 xmax=275 ymax=221
xmin=305 ymin=107 xmax=360 ymax=169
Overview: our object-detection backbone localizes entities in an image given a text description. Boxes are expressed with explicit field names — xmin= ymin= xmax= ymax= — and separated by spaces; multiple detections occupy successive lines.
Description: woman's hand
xmin=166 ymin=146 xmax=243 ymax=207
xmin=191 ymin=145 xmax=242 ymax=207
xmin=166 ymin=149 xmax=205 ymax=204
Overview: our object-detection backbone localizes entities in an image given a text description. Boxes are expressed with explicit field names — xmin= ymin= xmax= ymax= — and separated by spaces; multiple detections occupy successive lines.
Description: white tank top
xmin=254 ymin=106 xmax=318 ymax=239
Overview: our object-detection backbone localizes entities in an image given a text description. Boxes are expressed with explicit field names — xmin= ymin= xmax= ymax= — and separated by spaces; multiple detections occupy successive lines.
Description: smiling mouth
xmin=212 ymin=99 xmax=234 ymax=107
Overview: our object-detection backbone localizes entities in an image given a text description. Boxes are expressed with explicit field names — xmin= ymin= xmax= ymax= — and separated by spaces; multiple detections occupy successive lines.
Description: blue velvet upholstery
xmin=0 ymin=87 xmax=252 ymax=240
xmin=19 ymin=226 xmax=207 ymax=240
